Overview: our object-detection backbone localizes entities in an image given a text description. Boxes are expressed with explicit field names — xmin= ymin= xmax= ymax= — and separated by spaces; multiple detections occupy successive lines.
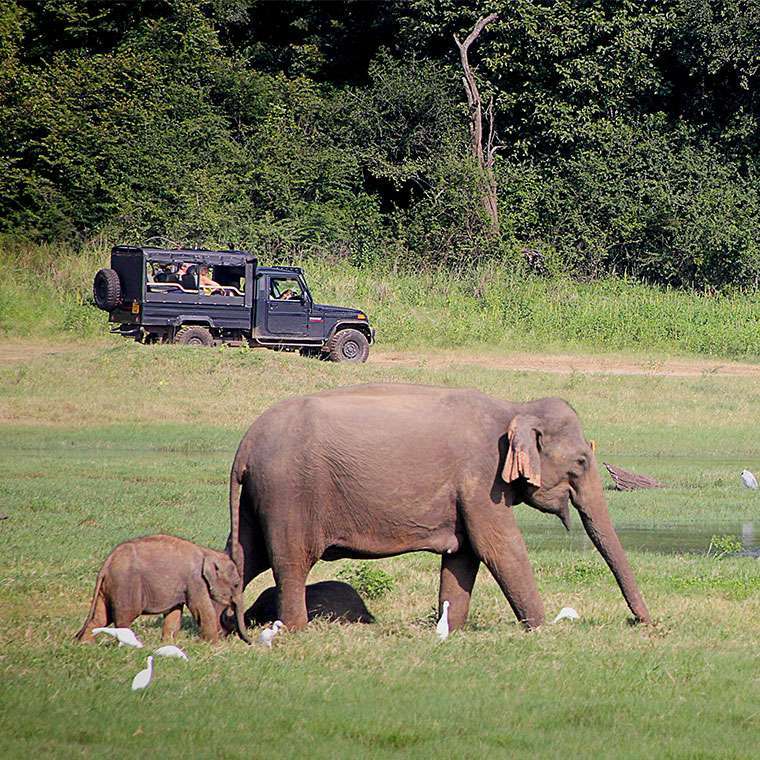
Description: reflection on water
xmin=520 ymin=521 xmax=757 ymax=555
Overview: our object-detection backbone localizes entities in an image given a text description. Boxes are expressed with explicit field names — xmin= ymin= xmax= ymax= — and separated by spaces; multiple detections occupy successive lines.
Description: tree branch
xmin=454 ymin=13 xmax=500 ymax=236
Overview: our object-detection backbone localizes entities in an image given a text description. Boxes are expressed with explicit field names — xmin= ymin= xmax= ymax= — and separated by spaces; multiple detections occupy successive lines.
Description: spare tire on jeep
xmin=93 ymin=268 xmax=122 ymax=311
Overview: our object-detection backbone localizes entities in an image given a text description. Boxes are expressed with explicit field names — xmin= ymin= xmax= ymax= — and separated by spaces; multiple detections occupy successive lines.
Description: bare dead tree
xmin=454 ymin=12 xmax=500 ymax=237
xmin=604 ymin=463 xmax=664 ymax=492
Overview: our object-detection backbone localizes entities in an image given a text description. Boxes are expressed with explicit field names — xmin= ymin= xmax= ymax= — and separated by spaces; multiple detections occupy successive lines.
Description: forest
xmin=1 ymin=0 xmax=758 ymax=290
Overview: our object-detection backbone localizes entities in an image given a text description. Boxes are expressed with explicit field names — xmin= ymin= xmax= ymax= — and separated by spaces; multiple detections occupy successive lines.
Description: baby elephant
xmin=76 ymin=534 xmax=250 ymax=644
xmin=245 ymin=580 xmax=375 ymax=627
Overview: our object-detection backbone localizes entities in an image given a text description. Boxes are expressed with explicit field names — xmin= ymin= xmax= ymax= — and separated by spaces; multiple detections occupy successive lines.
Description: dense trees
xmin=1 ymin=0 xmax=758 ymax=288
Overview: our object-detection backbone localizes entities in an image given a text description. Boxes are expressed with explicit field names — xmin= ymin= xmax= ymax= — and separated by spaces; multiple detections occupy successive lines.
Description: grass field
xmin=1 ymin=342 xmax=759 ymax=758
xmin=3 ymin=239 xmax=760 ymax=359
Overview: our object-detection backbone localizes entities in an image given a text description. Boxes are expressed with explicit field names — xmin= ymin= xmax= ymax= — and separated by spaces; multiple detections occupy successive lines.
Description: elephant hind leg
xmin=162 ymin=606 xmax=183 ymax=641
xmin=439 ymin=547 xmax=480 ymax=631
xmin=272 ymin=557 xmax=314 ymax=630
xmin=229 ymin=506 xmax=271 ymax=588
xmin=77 ymin=591 xmax=110 ymax=642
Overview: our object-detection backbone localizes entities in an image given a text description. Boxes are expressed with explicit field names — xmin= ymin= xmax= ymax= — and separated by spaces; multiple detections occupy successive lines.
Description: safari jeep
xmin=93 ymin=246 xmax=375 ymax=362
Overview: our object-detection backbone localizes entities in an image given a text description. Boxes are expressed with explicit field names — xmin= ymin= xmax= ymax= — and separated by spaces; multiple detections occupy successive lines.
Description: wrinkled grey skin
xmin=245 ymin=580 xmax=375 ymax=627
xmin=227 ymin=384 xmax=651 ymax=631
xmin=76 ymin=534 xmax=251 ymax=643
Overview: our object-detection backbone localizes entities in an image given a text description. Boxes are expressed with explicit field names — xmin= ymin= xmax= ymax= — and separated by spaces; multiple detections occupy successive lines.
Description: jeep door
xmin=265 ymin=276 xmax=308 ymax=335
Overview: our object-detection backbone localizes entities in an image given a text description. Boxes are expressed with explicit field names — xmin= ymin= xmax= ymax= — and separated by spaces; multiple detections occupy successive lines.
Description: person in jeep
xmin=199 ymin=265 xmax=224 ymax=294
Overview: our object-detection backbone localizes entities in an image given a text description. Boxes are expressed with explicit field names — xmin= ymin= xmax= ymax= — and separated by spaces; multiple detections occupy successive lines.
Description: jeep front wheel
xmin=93 ymin=268 xmax=121 ymax=311
xmin=174 ymin=325 xmax=214 ymax=347
xmin=328 ymin=329 xmax=369 ymax=363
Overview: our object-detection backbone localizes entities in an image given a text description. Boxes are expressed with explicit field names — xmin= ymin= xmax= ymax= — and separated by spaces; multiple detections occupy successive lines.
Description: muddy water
xmin=520 ymin=521 xmax=758 ymax=555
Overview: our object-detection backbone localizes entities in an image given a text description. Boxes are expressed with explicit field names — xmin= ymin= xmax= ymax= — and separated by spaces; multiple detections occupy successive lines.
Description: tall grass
xmin=2 ymin=240 xmax=759 ymax=359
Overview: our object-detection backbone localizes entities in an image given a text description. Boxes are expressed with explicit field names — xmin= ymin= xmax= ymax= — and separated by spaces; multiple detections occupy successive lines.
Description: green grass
xmin=1 ymin=343 xmax=759 ymax=757
xmin=3 ymin=240 xmax=760 ymax=358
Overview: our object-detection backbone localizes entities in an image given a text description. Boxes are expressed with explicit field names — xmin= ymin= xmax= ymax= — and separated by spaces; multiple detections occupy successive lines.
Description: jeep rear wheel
xmin=93 ymin=268 xmax=121 ymax=311
xmin=328 ymin=329 xmax=369 ymax=363
xmin=174 ymin=325 xmax=214 ymax=347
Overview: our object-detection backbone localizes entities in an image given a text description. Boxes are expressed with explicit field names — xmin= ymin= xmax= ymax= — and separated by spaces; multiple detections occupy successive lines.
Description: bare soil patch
xmin=372 ymin=349 xmax=760 ymax=378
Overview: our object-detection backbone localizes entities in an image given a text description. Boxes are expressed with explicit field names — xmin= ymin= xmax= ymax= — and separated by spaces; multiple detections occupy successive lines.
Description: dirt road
xmin=1 ymin=339 xmax=758 ymax=378
xmin=373 ymin=350 xmax=760 ymax=378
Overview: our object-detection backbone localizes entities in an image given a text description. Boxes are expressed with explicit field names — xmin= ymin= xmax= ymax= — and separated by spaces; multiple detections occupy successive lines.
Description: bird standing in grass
xmin=131 ymin=656 xmax=154 ymax=691
xmin=551 ymin=607 xmax=580 ymax=624
xmin=92 ymin=627 xmax=143 ymax=648
xmin=258 ymin=620 xmax=283 ymax=648
xmin=436 ymin=600 xmax=450 ymax=641
xmin=741 ymin=470 xmax=758 ymax=490
xmin=154 ymin=645 xmax=188 ymax=660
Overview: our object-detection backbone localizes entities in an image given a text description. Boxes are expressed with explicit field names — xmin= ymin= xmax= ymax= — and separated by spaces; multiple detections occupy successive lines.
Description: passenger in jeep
xmin=199 ymin=265 xmax=224 ymax=293
xmin=154 ymin=264 xmax=179 ymax=283
xmin=179 ymin=263 xmax=198 ymax=290
xmin=270 ymin=280 xmax=300 ymax=300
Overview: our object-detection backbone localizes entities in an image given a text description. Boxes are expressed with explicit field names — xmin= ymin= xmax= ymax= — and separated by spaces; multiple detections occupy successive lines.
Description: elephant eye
xmin=576 ymin=456 xmax=588 ymax=470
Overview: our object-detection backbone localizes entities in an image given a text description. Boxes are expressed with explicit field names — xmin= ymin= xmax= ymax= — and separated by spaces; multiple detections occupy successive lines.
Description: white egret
xmin=551 ymin=607 xmax=580 ymax=624
xmin=258 ymin=620 xmax=283 ymax=648
xmin=154 ymin=645 xmax=188 ymax=660
xmin=436 ymin=600 xmax=450 ymax=641
xmin=741 ymin=470 xmax=758 ymax=490
xmin=131 ymin=656 xmax=154 ymax=691
xmin=92 ymin=627 xmax=144 ymax=648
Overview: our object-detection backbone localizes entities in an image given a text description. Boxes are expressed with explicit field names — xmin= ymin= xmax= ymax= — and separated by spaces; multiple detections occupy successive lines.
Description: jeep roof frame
xmin=114 ymin=245 xmax=257 ymax=268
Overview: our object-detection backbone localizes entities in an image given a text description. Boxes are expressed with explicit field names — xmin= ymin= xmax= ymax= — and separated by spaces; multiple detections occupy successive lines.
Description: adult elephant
xmin=227 ymin=384 xmax=650 ymax=631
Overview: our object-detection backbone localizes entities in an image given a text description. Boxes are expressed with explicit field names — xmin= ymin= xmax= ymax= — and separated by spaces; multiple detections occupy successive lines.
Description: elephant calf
xmin=76 ymin=534 xmax=250 ymax=644
xmin=245 ymin=580 xmax=375 ymax=627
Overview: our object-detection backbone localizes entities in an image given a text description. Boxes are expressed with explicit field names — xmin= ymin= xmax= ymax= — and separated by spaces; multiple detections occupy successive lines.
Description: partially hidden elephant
xmin=227 ymin=384 xmax=651 ymax=631
xmin=245 ymin=580 xmax=375 ymax=627
xmin=76 ymin=534 xmax=251 ymax=643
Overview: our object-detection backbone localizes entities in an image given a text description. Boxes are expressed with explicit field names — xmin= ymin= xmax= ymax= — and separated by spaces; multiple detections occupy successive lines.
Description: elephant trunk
xmin=232 ymin=593 xmax=252 ymax=644
xmin=572 ymin=462 xmax=651 ymax=624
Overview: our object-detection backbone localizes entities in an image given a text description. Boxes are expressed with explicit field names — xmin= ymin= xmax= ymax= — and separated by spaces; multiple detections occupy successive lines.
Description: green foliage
xmin=557 ymin=560 xmax=606 ymax=585
xmin=337 ymin=563 xmax=395 ymax=600
xmin=401 ymin=0 xmax=760 ymax=288
xmin=706 ymin=534 xmax=743 ymax=558
xmin=501 ymin=119 xmax=760 ymax=287
xmin=0 ymin=1 xmax=759 ymax=289
xmin=667 ymin=570 xmax=759 ymax=600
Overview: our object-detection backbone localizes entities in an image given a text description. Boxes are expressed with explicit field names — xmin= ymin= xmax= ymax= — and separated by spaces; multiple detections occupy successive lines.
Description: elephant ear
xmin=502 ymin=415 xmax=542 ymax=487
xmin=202 ymin=556 xmax=221 ymax=592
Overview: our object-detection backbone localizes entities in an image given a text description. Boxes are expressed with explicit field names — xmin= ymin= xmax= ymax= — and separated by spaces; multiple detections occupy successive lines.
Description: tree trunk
xmin=454 ymin=13 xmax=500 ymax=237
xmin=603 ymin=463 xmax=664 ymax=491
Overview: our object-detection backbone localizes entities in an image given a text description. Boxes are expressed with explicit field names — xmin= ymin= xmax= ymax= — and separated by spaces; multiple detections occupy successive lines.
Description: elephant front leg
xmin=187 ymin=588 xmax=221 ymax=643
xmin=439 ymin=548 xmax=480 ymax=630
xmin=464 ymin=506 xmax=545 ymax=629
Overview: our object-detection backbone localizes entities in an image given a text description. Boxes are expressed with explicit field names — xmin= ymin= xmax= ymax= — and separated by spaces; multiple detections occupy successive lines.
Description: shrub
xmin=337 ymin=562 xmax=395 ymax=600
xmin=706 ymin=534 xmax=742 ymax=558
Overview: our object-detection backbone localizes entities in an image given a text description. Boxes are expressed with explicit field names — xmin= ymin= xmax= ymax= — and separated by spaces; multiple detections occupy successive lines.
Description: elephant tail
xmin=228 ymin=460 xmax=247 ymax=581
xmin=74 ymin=560 xmax=108 ymax=641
